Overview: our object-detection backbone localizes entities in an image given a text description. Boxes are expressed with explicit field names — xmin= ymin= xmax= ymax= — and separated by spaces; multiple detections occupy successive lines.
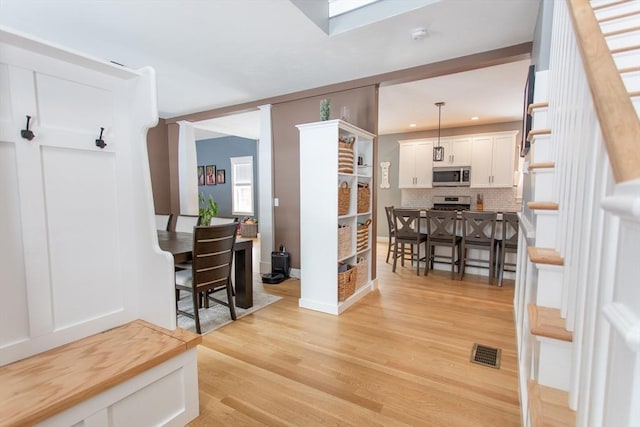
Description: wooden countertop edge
xmin=0 ymin=319 xmax=200 ymax=427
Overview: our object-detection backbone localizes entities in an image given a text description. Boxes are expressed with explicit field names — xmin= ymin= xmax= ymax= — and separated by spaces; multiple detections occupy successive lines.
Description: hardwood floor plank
xmin=189 ymin=243 xmax=521 ymax=426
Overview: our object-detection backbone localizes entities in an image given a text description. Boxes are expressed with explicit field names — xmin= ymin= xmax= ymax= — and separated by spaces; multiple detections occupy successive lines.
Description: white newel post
xmin=178 ymin=120 xmax=198 ymax=215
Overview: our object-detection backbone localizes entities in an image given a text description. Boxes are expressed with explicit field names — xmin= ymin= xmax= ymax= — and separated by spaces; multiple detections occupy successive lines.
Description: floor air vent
xmin=470 ymin=343 xmax=501 ymax=369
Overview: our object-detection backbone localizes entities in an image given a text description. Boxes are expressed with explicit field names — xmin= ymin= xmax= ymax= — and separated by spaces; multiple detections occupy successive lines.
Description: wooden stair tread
xmin=528 ymin=101 xmax=549 ymax=115
xmin=529 ymin=162 xmax=556 ymax=171
xmin=611 ymin=44 xmax=640 ymax=55
xmin=604 ymin=25 xmax=640 ymax=37
xmin=528 ymin=247 xmax=564 ymax=266
xmin=0 ymin=319 xmax=201 ymax=427
xmin=630 ymin=90 xmax=640 ymax=97
xmin=528 ymin=380 xmax=576 ymax=427
xmin=527 ymin=128 xmax=552 ymax=142
xmin=528 ymin=201 xmax=559 ymax=211
xmin=598 ymin=9 xmax=640 ymax=24
xmin=528 ymin=304 xmax=573 ymax=341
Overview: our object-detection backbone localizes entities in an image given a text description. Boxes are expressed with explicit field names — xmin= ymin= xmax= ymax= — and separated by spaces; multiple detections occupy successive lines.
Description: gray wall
xmin=271 ymin=85 xmax=378 ymax=270
xmin=376 ymin=121 xmax=522 ymax=237
xmin=196 ymin=135 xmax=258 ymax=219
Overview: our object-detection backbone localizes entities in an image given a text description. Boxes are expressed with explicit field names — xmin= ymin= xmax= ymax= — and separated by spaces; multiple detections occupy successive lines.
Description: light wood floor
xmin=189 ymin=243 xmax=521 ymax=426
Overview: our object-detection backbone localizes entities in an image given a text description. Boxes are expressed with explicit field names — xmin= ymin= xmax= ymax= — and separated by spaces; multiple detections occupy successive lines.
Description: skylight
xmin=328 ymin=0 xmax=381 ymax=18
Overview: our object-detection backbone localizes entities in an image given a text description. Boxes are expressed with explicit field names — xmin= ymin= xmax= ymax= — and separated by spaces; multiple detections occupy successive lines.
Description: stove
xmin=432 ymin=195 xmax=471 ymax=211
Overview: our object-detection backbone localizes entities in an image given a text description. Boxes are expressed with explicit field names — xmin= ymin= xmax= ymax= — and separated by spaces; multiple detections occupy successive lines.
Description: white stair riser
xmin=531 ymin=170 xmax=555 ymax=201
xmin=621 ymin=70 xmax=640 ymax=93
xmin=534 ymin=266 xmax=563 ymax=309
xmin=633 ymin=96 xmax=640 ymax=117
xmin=614 ymin=49 xmax=640 ymax=70
xmin=606 ymin=31 xmax=640 ymax=53
xmin=594 ymin=2 xmax=640 ymax=24
xmin=535 ymin=337 xmax=572 ymax=391
xmin=534 ymin=212 xmax=558 ymax=247
xmin=530 ymin=134 xmax=552 ymax=163
xmin=531 ymin=109 xmax=549 ymax=130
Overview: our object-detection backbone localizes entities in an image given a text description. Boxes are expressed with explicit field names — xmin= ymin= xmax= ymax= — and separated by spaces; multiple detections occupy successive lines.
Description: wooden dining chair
xmin=174 ymin=223 xmax=238 ymax=334
xmin=424 ymin=210 xmax=462 ymax=279
xmin=459 ymin=211 xmax=498 ymax=284
xmin=175 ymin=214 xmax=200 ymax=233
xmin=392 ymin=209 xmax=428 ymax=275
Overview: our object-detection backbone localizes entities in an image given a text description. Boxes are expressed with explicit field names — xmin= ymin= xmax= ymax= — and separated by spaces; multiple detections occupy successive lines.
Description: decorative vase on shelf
xmin=320 ymin=98 xmax=331 ymax=121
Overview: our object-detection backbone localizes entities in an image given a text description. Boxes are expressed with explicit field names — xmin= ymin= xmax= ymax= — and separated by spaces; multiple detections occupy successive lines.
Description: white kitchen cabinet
xmin=470 ymin=131 xmax=517 ymax=188
xmin=297 ymin=120 xmax=377 ymax=315
xmin=398 ymin=139 xmax=433 ymax=188
xmin=434 ymin=137 xmax=472 ymax=166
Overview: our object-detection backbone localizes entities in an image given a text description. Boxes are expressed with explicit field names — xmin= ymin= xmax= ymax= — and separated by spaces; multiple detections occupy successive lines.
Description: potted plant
xmin=198 ymin=193 xmax=218 ymax=226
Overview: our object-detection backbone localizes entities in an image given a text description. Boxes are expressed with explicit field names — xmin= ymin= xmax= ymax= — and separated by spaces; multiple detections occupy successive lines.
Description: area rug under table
xmin=177 ymin=280 xmax=282 ymax=335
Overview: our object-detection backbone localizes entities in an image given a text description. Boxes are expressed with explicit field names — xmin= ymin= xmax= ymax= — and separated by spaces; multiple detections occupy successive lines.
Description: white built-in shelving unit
xmin=297 ymin=119 xmax=377 ymax=315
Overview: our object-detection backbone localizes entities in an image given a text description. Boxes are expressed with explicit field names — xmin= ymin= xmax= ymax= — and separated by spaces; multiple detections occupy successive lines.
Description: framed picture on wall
xmin=216 ymin=169 xmax=226 ymax=184
xmin=206 ymin=165 xmax=216 ymax=185
xmin=197 ymin=166 xmax=205 ymax=186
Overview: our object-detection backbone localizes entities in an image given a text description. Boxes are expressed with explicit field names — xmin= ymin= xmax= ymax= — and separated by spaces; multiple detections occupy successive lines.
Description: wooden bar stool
xmin=424 ymin=210 xmax=462 ymax=279
xmin=392 ymin=209 xmax=428 ymax=275
xmin=459 ymin=211 xmax=498 ymax=284
xmin=497 ymin=212 xmax=519 ymax=286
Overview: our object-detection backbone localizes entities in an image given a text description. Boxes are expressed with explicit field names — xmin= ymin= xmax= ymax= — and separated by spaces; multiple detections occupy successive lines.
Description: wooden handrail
xmin=568 ymin=0 xmax=640 ymax=183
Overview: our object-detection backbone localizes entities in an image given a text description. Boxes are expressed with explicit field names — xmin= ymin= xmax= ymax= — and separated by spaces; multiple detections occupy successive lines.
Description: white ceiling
xmin=0 ymin=0 xmax=540 ymax=136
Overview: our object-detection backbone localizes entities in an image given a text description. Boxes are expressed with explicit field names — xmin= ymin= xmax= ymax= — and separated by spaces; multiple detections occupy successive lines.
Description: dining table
xmin=157 ymin=230 xmax=254 ymax=309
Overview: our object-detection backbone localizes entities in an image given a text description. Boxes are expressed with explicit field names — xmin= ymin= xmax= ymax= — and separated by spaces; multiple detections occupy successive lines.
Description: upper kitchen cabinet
xmin=398 ymin=139 xmax=433 ymax=188
xmin=470 ymin=131 xmax=518 ymax=188
xmin=433 ymin=137 xmax=471 ymax=167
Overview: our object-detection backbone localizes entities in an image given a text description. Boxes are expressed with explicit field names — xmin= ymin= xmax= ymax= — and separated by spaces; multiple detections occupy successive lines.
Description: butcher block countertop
xmin=0 ymin=320 xmax=201 ymax=427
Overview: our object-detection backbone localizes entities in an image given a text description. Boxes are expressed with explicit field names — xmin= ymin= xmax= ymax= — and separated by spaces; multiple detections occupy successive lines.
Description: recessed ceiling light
xmin=471 ymin=116 xmax=479 ymax=121
xmin=409 ymin=123 xmax=417 ymax=127
xmin=411 ymin=28 xmax=427 ymax=41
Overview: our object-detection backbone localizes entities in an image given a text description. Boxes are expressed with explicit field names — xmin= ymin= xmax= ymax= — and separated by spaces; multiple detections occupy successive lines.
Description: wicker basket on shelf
xmin=338 ymin=141 xmax=354 ymax=174
xmin=338 ymin=181 xmax=350 ymax=215
xmin=357 ymin=182 xmax=370 ymax=213
xmin=354 ymin=257 xmax=368 ymax=288
xmin=356 ymin=218 xmax=372 ymax=252
xmin=337 ymin=266 xmax=357 ymax=301
xmin=337 ymin=224 xmax=352 ymax=259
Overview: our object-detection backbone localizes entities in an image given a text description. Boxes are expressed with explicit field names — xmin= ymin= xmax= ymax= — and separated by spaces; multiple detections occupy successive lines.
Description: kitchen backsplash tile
xmin=402 ymin=187 xmax=522 ymax=212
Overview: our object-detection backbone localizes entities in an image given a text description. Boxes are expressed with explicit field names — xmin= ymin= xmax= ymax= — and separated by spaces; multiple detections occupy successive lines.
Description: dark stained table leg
xmin=234 ymin=239 xmax=253 ymax=309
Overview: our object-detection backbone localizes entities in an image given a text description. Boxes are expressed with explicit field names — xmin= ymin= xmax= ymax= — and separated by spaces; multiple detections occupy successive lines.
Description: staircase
xmin=515 ymin=0 xmax=640 ymax=426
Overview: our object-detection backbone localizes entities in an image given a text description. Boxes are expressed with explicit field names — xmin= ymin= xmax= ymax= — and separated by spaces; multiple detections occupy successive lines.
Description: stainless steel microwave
xmin=432 ymin=166 xmax=471 ymax=187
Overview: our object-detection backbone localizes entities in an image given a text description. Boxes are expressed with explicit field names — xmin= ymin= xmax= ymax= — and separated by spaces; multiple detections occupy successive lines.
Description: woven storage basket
xmin=240 ymin=222 xmax=258 ymax=238
xmin=338 ymin=181 xmax=350 ymax=215
xmin=354 ymin=257 xmax=368 ymax=288
xmin=357 ymin=182 xmax=370 ymax=213
xmin=337 ymin=266 xmax=357 ymax=301
xmin=338 ymin=142 xmax=354 ymax=174
xmin=337 ymin=224 xmax=352 ymax=259
xmin=356 ymin=218 xmax=371 ymax=252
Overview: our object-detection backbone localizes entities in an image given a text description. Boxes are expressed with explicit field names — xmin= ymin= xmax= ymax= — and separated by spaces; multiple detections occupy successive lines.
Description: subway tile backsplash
xmin=402 ymin=187 xmax=522 ymax=212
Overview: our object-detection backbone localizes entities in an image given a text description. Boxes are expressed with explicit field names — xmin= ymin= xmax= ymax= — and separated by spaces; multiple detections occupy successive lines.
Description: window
xmin=230 ymin=156 xmax=254 ymax=216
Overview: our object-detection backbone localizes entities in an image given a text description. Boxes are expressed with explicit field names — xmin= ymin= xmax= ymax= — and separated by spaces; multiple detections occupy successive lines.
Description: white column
xmin=258 ymin=105 xmax=274 ymax=274
xmin=177 ymin=120 xmax=198 ymax=215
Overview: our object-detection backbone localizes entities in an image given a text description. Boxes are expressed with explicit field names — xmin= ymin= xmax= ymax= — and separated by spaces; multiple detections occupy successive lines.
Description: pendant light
xmin=433 ymin=101 xmax=445 ymax=162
